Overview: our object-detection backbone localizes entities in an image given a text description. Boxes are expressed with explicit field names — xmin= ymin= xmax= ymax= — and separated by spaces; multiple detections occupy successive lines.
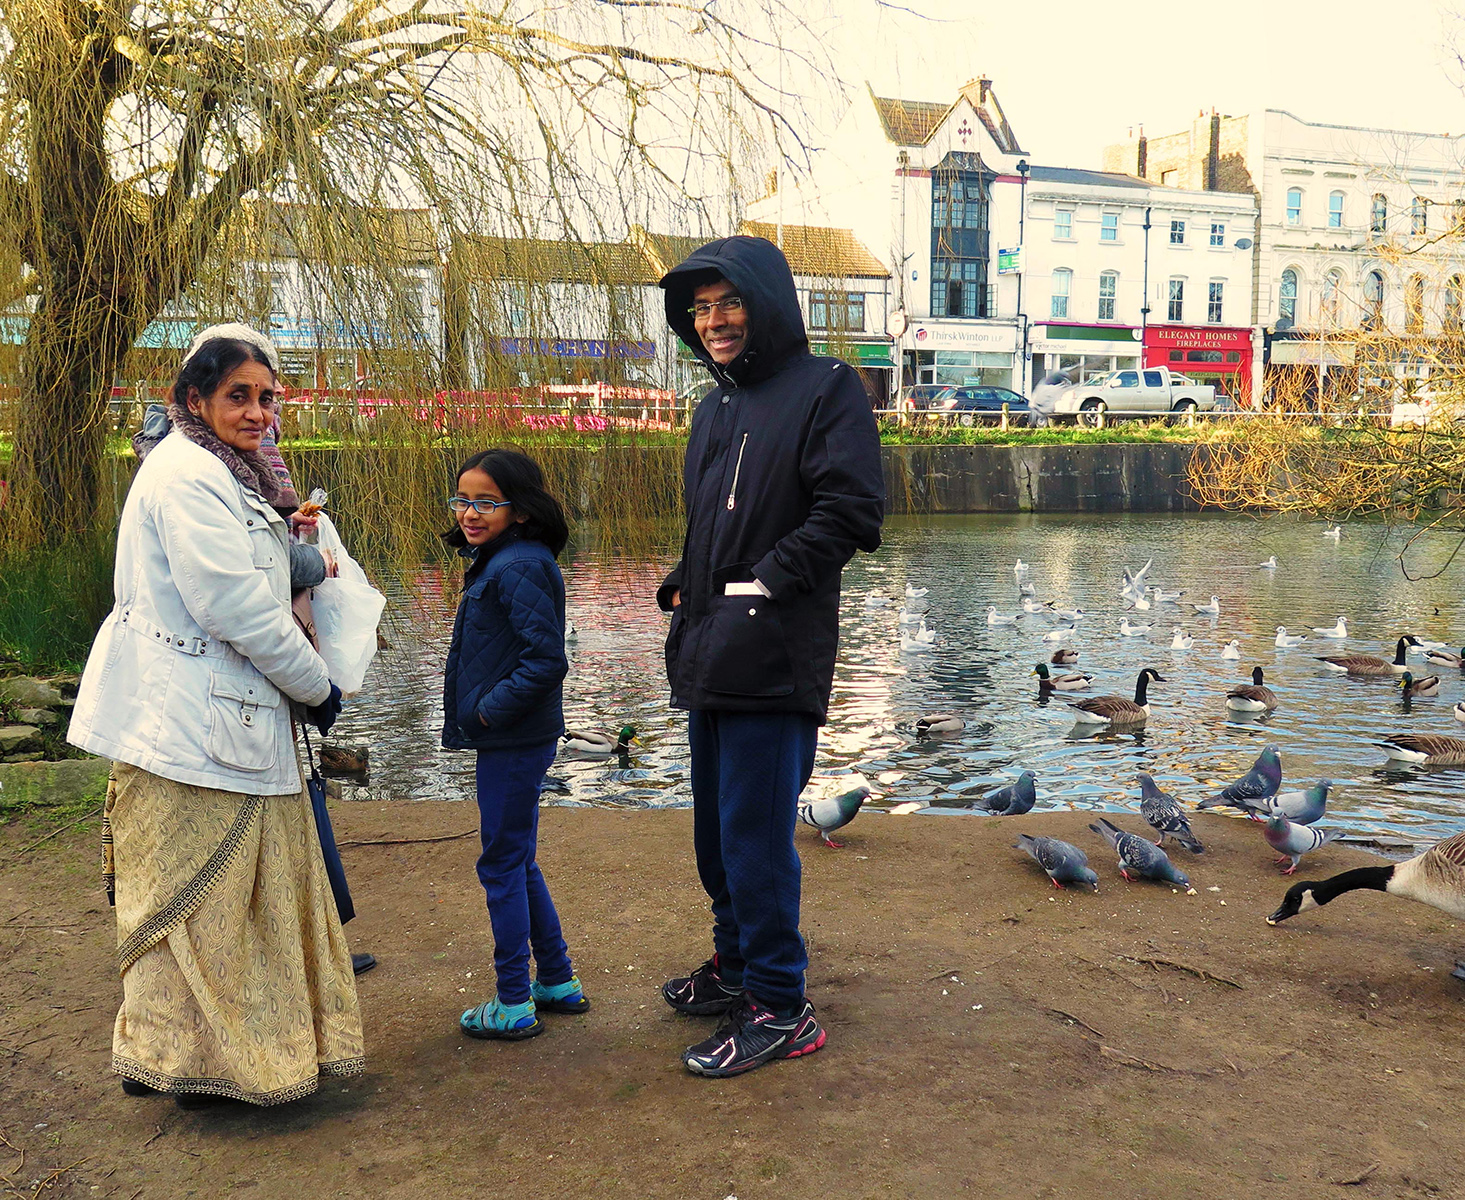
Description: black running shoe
xmin=682 ymin=994 xmax=826 ymax=1078
xmin=661 ymin=954 xmax=743 ymax=1015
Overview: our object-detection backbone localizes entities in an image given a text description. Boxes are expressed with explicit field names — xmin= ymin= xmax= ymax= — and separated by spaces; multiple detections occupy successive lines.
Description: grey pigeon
xmin=972 ymin=771 xmax=1036 ymax=816
xmin=1016 ymin=834 xmax=1099 ymax=892
xmin=1137 ymin=773 xmax=1204 ymax=853
xmin=1197 ymin=745 xmax=1283 ymax=816
xmin=797 ymin=785 xmax=869 ymax=848
xmin=1263 ymin=812 xmax=1344 ymax=874
xmin=1238 ymin=779 xmax=1331 ymax=825
xmin=1089 ymin=817 xmax=1196 ymax=891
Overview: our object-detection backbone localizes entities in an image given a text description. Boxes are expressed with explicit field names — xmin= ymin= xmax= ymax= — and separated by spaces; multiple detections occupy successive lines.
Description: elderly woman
xmin=69 ymin=324 xmax=363 ymax=1107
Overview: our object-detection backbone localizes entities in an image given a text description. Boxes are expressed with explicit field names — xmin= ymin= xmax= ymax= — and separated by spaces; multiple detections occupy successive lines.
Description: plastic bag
xmin=309 ymin=511 xmax=386 ymax=695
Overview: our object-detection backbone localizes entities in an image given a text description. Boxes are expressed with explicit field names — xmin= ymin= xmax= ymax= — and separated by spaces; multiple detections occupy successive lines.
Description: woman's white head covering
xmin=180 ymin=323 xmax=280 ymax=375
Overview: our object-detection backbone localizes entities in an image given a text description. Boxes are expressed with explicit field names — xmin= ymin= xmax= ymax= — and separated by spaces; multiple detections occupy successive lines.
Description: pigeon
xmin=1312 ymin=616 xmax=1348 ymax=639
xmin=1197 ymin=745 xmax=1283 ymax=815
xmin=971 ymin=771 xmax=1036 ymax=816
xmin=1089 ymin=818 xmax=1196 ymax=891
xmin=1259 ymin=556 xmax=1278 ymax=570
xmin=1221 ymin=639 xmax=1242 ymax=660
xmin=987 ymin=606 xmax=1022 ymax=626
xmin=797 ymin=785 xmax=869 ymax=848
xmin=1193 ymin=596 xmax=1221 ymax=616
xmin=1169 ymin=628 xmax=1194 ymax=650
xmin=1274 ymin=626 xmax=1307 ymax=647
xmin=1264 ymin=812 xmax=1344 ymax=874
xmin=1016 ymin=834 xmax=1098 ymax=892
xmin=1137 ymin=773 xmax=1204 ymax=853
xmin=1236 ymin=780 xmax=1331 ymax=824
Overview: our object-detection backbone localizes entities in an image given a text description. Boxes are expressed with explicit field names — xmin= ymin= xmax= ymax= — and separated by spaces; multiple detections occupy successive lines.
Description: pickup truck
xmin=1050 ymin=366 xmax=1217 ymax=425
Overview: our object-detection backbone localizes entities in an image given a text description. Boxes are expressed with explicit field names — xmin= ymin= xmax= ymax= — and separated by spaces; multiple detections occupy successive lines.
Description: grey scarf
xmin=167 ymin=397 xmax=297 ymax=508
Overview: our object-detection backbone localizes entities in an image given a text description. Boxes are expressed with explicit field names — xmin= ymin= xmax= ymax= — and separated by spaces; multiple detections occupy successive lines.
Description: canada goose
xmin=1275 ymin=626 xmax=1307 ymax=648
xmin=562 ymin=725 xmax=637 ymax=758
xmin=1118 ymin=617 xmax=1151 ymax=637
xmin=915 ymin=713 xmax=965 ymax=735
xmin=1226 ymin=666 xmax=1279 ymax=712
xmin=1169 ymin=628 xmax=1194 ymax=650
xmin=1400 ymin=671 xmax=1442 ymax=698
xmin=1067 ymin=668 xmax=1165 ymax=726
xmin=1051 ymin=648 xmax=1080 ymax=665
xmin=1318 ymin=636 xmax=1420 ymax=675
xmin=1312 ymin=617 xmax=1348 ymax=639
xmin=1221 ymin=639 xmax=1242 ymax=660
xmin=1456 ymin=702 xmax=1465 ymax=724
xmin=1033 ymin=661 xmax=1092 ymax=691
xmin=1267 ymin=832 xmax=1465 ymax=978
xmin=1426 ymin=646 xmax=1465 ymax=668
xmin=1378 ymin=733 xmax=1465 ymax=765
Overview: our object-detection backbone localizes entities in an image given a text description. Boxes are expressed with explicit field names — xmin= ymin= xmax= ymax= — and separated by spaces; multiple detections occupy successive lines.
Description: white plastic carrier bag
xmin=309 ymin=510 xmax=386 ymax=695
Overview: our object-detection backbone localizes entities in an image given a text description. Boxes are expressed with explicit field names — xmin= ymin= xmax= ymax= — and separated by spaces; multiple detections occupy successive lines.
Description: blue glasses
xmin=447 ymin=496 xmax=512 ymax=515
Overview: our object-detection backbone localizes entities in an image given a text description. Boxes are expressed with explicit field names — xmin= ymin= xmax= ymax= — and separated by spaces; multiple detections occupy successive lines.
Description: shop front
xmin=1030 ymin=322 xmax=1143 ymax=389
xmin=904 ymin=319 xmax=1018 ymax=390
xmin=1143 ymin=324 xmax=1254 ymax=404
xmin=811 ymin=338 xmax=897 ymax=407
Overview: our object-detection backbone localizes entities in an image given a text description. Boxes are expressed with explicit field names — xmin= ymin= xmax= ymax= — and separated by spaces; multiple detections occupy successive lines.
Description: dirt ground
xmin=3 ymin=801 xmax=1465 ymax=1200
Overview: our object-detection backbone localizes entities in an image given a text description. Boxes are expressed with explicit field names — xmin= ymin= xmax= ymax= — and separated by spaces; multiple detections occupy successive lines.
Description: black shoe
xmin=352 ymin=952 xmax=377 ymax=975
xmin=682 ymin=994 xmax=826 ymax=1078
xmin=121 ymin=1078 xmax=158 ymax=1098
xmin=661 ymin=955 xmax=743 ymax=1015
xmin=175 ymin=1092 xmax=228 ymax=1110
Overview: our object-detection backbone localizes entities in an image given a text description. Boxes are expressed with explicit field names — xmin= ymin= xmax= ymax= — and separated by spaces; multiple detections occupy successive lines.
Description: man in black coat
xmin=656 ymin=235 xmax=884 ymax=1077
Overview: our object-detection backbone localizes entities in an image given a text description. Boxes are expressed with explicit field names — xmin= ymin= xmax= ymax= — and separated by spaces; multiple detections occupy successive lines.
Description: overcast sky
xmin=818 ymin=0 xmax=1465 ymax=166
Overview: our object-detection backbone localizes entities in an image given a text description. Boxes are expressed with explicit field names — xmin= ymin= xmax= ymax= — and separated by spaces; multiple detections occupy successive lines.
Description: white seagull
xmin=1128 ymin=590 xmax=1153 ymax=611
xmin=900 ymin=629 xmax=935 ymax=653
xmin=1119 ymin=617 xmax=1152 ymax=637
xmin=865 ymin=594 xmax=893 ymax=608
xmin=1193 ymin=596 xmax=1221 ymax=616
xmin=1049 ymin=606 xmax=1086 ymax=622
xmin=1013 ymin=559 xmax=1029 ymax=580
xmin=1312 ymin=617 xmax=1348 ymax=639
xmin=1170 ymin=628 xmax=1194 ymax=650
xmin=904 ymin=584 xmax=928 ymax=600
xmin=987 ymin=606 xmax=1022 ymax=627
xmin=1221 ymin=638 xmax=1242 ymax=660
xmin=1042 ymin=628 xmax=1073 ymax=644
xmin=1152 ymin=587 xmax=1184 ymax=603
xmin=1275 ymin=626 xmax=1307 ymax=647
xmin=1322 ymin=525 xmax=1342 ymax=540
xmin=1021 ymin=597 xmax=1046 ymax=614
xmin=1259 ymin=556 xmax=1278 ymax=570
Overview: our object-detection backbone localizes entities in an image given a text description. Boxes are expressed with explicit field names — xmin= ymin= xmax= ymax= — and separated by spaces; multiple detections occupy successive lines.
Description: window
xmin=1207 ymin=281 xmax=1224 ymax=324
xmin=1169 ymin=219 xmax=1185 ymax=245
xmin=1328 ymin=191 xmax=1344 ymax=228
xmin=1370 ymin=193 xmax=1388 ymax=233
xmin=1286 ymin=188 xmax=1302 ymax=225
xmin=1053 ymin=209 xmax=1073 ymax=239
xmin=1363 ymin=270 xmax=1385 ymax=329
xmin=1210 ymin=222 xmax=1225 ymax=247
xmin=1050 ymin=268 xmax=1072 ymax=319
xmin=931 ymin=259 xmax=988 ymax=318
xmin=1167 ymin=278 xmax=1184 ymax=322
xmin=931 ymin=168 xmax=990 ymax=317
xmin=1159 ymin=169 xmax=1175 ymax=185
xmin=1097 ymin=271 xmax=1118 ymax=321
xmin=1321 ymin=269 xmax=1343 ymax=321
xmin=1279 ymin=268 xmax=1298 ymax=323
xmin=1112 ymin=371 xmax=1139 ymax=388
xmin=809 ymin=290 xmax=865 ymax=332
xmin=1143 ymin=370 xmax=1164 ymax=388
xmin=1412 ymin=197 xmax=1428 ymax=236
xmin=1100 ymin=212 xmax=1119 ymax=242
xmin=1446 ymin=275 xmax=1462 ymax=331
xmin=1406 ymin=274 xmax=1425 ymax=333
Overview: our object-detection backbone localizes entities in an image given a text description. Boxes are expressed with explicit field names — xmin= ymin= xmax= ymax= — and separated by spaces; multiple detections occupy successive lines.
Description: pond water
xmin=332 ymin=512 xmax=1465 ymax=843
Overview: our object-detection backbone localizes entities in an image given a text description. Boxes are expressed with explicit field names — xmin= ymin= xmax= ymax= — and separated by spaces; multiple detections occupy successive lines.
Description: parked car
xmin=1389 ymin=385 xmax=1464 ymax=428
xmin=1050 ymin=365 xmax=1217 ymax=425
xmin=937 ymin=385 xmax=1032 ymax=426
xmin=898 ymin=384 xmax=957 ymax=412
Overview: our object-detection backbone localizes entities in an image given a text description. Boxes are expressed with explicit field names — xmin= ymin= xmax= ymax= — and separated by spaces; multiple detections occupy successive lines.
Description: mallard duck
xmin=1051 ymin=648 xmax=1080 ymax=665
xmin=1318 ymin=635 xmax=1419 ymax=675
xmin=1400 ymin=671 xmax=1442 ymax=697
xmin=1067 ymin=668 xmax=1165 ymax=726
xmin=915 ymin=713 xmax=965 ymax=735
xmin=1226 ymin=666 xmax=1279 ymax=712
xmin=1426 ymin=646 xmax=1465 ymax=668
xmin=1275 ymin=626 xmax=1307 ymax=647
xmin=1267 ymin=831 xmax=1465 ymax=979
xmin=1033 ymin=661 xmax=1092 ymax=691
xmin=319 ymin=744 xmax=370 ymax=785
xmin=561 ymin=725 xmax=636 ymax=758
xmin=1312 ymin=616 xmax=1348 ymax=639
xmin=1378 ymin=733 xmax=1465 ymax=765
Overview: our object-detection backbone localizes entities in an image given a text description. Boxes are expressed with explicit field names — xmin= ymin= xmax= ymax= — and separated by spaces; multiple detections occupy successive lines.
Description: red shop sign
xmin=1143 ymin=324 xmax=1252 ymax=351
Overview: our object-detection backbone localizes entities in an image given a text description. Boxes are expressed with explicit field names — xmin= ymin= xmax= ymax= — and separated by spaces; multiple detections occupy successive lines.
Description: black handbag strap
xmin=300 ymin=720 xmax=323 ymax=783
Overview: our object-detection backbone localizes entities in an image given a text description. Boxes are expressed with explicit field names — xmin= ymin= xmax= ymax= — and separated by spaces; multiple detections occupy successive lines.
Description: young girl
xmin=442 ymin=449 xmax=588 ymax=1039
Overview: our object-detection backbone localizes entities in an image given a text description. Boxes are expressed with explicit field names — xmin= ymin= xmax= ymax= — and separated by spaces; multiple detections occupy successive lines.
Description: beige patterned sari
xmin=108 ymin=762 xmax=364 ymax=1104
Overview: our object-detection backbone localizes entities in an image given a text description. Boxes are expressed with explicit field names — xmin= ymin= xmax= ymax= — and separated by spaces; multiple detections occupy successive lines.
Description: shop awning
xmin=1268 ymin=341 xmax=1356 ymax=367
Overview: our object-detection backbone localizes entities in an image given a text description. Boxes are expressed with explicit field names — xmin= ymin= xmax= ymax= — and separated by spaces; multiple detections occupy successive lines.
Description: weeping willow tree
xmin=0 ymin=0 xmax=830 ymax=554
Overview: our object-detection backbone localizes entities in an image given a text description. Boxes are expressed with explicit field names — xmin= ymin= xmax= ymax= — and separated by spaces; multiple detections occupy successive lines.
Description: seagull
xmin=900 ymin=629 xmax=934 ymax=653
xmin=797 ymin=785 xmax=869 ymax=848
xmin=1127 ymin=590 xmax=1153 ymax=611
xmin=1089 ymin=818 xmax=1196 ymax=891
xmin=1121 ymin=558 xmax=1154 ymax=593
xmin=1049 ymin=606 xmax=1086 ymax=622
xmin=1274 ymin=626 xmax=1307 ymax=647
xmin=1259 ymin=556 xmax=1278 ymax=570
xmin=565 ymin=622 xmax=579 ymax=644
xmin=1312 ymin=617 xmax=1348 ymax=639
xmin=1137 ymin=773 xmax=1204 ymax=853
xmin=1221 ymin=639 xmax=1242 ymax=660
xmin=898 ymin=606 xmax=925 ymax=625
xmin=1322 ymin=525 xmax=1342 ymax=539
xmin=1169 ymin=628 xmax=1194 ymax=650
xmin=1264 ymin=813 xmax=1344 ymax=875
xmin=904 ymin=585 xmax=928 ymax=600
xmin=864 ymin=594 xmax=893 ymax=608
xmin=1013 ymin=559 xmax=1029 ymax=580
xmin=987 ymin=606 xmax=1022 ymax=626
xmin=1042 ymin=628 xmax=1073 ymax=644
xmin=912 ymin=619 xmax=937 ymax=644
xmin=1193 ymin=596 xmax=1221 ymax=616
xmin=1018 ymin=581 xmax=1036 ymax=596
xmin=1021 ymin=597 xmax=1046 ymax=614
xmin=1016 ymin=835 xmax=1099 ymax=892
xmin=1197 ymin=745 xmax=1283 ymax=815
xmin=971 ymin=771 xmax=1037 ymax=816
xmin=1119 ymin=617 xmax=1152 ymax=637
xmin=1152 ymin=587 xmax=1184 ymax=603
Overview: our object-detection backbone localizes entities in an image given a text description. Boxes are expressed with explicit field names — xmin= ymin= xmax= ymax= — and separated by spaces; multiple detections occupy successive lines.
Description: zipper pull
xmin=726 ymin=432 xmax=749 ymax=510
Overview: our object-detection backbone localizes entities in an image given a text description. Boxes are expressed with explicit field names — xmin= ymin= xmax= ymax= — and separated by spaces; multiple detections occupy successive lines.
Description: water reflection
xmin=331 ymin=512 xmax=1465 ymax=841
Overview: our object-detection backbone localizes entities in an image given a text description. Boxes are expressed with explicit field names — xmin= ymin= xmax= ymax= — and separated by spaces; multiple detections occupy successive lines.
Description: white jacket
xmin=69 ymin=432 xmax=333 ymax=795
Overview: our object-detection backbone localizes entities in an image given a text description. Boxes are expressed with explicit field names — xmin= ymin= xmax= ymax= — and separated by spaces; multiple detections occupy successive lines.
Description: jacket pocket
xmin=205 ymin=672 xmax=281 ymax=772
xmin=700 ymin=595 xmax=795 ymax=697
xmin=664 ymin=604 xmax=687 ymax=685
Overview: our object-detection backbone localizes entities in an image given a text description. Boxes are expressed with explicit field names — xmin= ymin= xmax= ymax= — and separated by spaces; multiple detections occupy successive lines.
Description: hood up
xmin=660 ymin=235 xmax=808 ymax=388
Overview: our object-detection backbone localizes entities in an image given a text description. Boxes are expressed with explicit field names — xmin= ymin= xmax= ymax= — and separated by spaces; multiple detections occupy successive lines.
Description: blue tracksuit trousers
xmin=688 ymin=710 xmax=819 ymax=1014
xmin=474 ymin=743 xmax=574 ymax=1005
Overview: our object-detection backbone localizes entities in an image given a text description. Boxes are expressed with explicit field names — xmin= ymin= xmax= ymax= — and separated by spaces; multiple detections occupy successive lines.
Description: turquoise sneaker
xmin=531 ymin=975 xmax=591 ymax=1014
xmin=460 ymin=996 xmax=541 ymax=1040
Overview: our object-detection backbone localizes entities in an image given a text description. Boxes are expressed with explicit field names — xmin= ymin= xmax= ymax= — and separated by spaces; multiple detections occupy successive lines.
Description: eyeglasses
xmin=687 ymin=296 xmax=744 ymax=318
xmin=447 ymin=497 xmax=512 ymax=515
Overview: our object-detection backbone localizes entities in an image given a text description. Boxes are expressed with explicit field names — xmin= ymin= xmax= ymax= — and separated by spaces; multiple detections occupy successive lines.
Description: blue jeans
xmin=474 ymin=743 xmax=574 ymax=1005
xmin=688 ymin=710 xmax=819 ymax=1014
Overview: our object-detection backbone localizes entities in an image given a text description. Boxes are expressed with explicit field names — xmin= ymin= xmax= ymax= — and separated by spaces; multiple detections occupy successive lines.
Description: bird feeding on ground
xmin=1197 ymin=745 xmax=1283 ymax=814
xmin=1236 ymin=781 xmax=1331 ymax=825
xmin=1136 ymin=773 xmax=1204 ymax=853
xmin=1264 ymin=812 xmax=1344 ymax=875
xmin=1225 ymin=666 xmax=1279 ymax=712
xmin=1016 ymin=835 xmax=1099 ymax=892
xmin=797 ymin=785 xmax=869 ymax=848
xmin=970 ymin=771 xmax=1037 ymax=816
xmin=1089 ymin=817 xmax=1196 ymax=891
xmin=1067 ymin=668 xmax=1165 ymax=727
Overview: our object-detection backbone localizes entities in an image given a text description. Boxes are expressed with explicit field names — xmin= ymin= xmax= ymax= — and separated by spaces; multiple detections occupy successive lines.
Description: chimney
xmin=1137 ymin=134 xmax=1148 ymax=178
xmin=1206 ymin=112 xmax=1221 ymax=190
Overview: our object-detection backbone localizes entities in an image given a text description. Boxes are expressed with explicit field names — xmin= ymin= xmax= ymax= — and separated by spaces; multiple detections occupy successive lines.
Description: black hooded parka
xmin=657 ymin=235 xmax=885 ymax=721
